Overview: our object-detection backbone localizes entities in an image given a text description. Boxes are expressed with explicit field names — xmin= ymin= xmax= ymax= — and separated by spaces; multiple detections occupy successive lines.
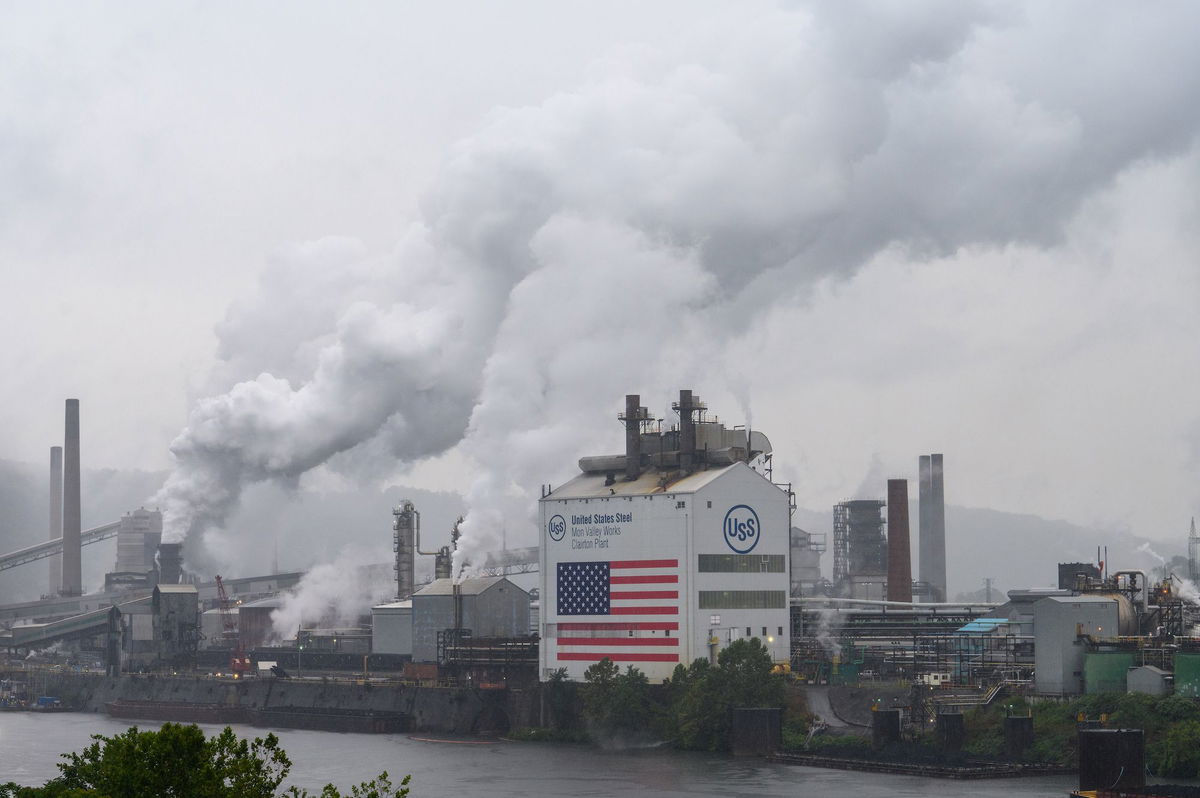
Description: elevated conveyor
xmin=0 ymin=521 xmax=121 ymax=573
xmin=0 ymin=596 xmax=148 ymax=649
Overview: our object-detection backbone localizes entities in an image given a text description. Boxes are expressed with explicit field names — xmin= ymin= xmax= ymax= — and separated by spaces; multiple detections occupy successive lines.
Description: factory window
xmin=762 ymin=626 xmax=767 ymax=636
xmin=778 ymin=626 xmax=783 ymax=636
xmin=676 ymin=500 xmax=686 ymax=509
xmin=698 ymin=554 xmax=785 ymax=573
xmin=745 ymin=627 xmax=751 ymax=637
xmin=698 ymin=590 xmax=788 ymax=610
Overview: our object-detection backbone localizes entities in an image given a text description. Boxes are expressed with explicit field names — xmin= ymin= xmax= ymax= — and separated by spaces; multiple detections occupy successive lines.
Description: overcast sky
xmin=2 ymin=1 xmax=1198 ymax=575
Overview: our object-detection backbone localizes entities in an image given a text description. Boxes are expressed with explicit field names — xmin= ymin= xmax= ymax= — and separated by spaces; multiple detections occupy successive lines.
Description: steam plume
xmin=151 ymin=3 xmax=1200 ymax=575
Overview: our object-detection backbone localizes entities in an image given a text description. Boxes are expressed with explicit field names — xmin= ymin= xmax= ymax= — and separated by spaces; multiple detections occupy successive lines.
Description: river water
xmin=0 ymin=712 xmax=1076 ymax=797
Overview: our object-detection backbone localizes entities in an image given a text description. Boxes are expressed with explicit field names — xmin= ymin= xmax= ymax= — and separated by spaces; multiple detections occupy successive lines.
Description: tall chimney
xmin=49 ymin=446 xmax=63 ymax=596
xmin=929 ymin=453 xmax=947 ymax=602
xmin=61 ymin=399 xmax=82 ymax=596
xmin=678 ymin=389 xmax=697 ymax=473
xmin=156 ymin=542 xmax=183 ymax=585
xmin=886 ymin=479 xmax=912 ymax=602
xmin=918 ymin=455 xmax=932 ymax=601
xmin=623 ymin=394 xmax=643 ymax=481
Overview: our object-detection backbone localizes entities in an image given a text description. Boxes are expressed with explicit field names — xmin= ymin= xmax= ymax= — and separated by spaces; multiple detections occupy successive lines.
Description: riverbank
xmin=770 ymin=751 xmax=1074 ymax=779
xmin=5 ymin=669 xmax=534 ymax=735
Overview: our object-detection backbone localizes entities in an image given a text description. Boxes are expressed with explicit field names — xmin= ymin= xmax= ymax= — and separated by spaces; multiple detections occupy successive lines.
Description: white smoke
xmin=1174 ymin=576 xmax=1200 ymax=605
xmin=1137 ymin=542 xmax=1168 ymax=566
xmin=269 ymin=547 xmax=395 ymax=640
xmin=149 ymin=3 xmax=1200 ymax=577
xmin=814 ymin=608 xmax=843 ymax=660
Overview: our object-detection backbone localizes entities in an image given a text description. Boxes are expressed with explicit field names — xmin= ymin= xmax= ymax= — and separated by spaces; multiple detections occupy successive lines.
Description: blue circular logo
xmin=547 ymin=514 xmax=566 ymax=542
xmin=723 ymin=505 xmax=761 ymax=554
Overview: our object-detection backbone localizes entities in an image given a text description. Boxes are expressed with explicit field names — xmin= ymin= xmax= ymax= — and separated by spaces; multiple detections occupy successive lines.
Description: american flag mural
xmin=552 ymin=559 xmax=680 ymax=663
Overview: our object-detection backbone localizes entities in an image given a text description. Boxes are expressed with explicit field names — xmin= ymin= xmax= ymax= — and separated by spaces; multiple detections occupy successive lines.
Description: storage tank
xmin=1084 ymin=650 xmax=1136 ymax=694
xmin=1094 ymin=593 xmax=1138 ymax=636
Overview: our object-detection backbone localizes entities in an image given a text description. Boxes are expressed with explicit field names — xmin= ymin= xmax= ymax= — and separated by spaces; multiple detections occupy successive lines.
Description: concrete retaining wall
xmin=26 ymin=672 xmax=539 ymax=735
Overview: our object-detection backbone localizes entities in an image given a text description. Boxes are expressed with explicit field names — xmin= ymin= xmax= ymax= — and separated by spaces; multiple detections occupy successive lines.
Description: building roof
xmin=544 ymin=462 xmax=763 ymax=500
xmin=373 ymin=600 xmax=413 ymax=611
xmin=154 ymin=584 xmax=198 ymax=594
xmin=1036 ymin=595 xmax=1116 ymax=606
xmin=414 ymin=577 xmax=523 ymax=597
xmin=956 ymin=617 xmax=1011 ymax=634
xmin=237 ymin=596 xmax=283 ymax=609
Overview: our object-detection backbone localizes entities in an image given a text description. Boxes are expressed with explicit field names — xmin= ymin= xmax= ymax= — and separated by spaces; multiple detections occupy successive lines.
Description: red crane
xmin=214 ymin=575 xmax=251 ymax=675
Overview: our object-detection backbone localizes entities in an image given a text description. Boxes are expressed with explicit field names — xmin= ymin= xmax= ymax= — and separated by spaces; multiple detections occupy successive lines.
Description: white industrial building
xmin=539 ymin=391 xmax=792 ymax=682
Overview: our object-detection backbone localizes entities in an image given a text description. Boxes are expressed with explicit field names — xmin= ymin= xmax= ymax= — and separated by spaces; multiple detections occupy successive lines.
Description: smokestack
xmin=928 ymin=454 xmax=947 ymax=602
xmin=48 ymin=446 xmax=62 ymax=596
xmin=156 ymin=542 xmax=183 ymax=585
xmin=623 ymin=394 xmax=644 ymax=481
xmin=676 ymin=389 xmax=701 ymax=473
xmin=886 ymin=479 xmax=912 ymax=602
xmin=918 ymin=455 xmax=933 ymax=601
xmin=62 ymin=399 xmax=82 ymax=596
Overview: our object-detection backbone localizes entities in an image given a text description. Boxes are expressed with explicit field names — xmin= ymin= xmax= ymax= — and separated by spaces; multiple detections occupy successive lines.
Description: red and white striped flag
xmin=552 ymin=558 xmax=680 ymax=664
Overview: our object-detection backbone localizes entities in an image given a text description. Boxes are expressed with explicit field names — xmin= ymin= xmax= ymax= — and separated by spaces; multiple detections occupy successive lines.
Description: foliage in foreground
xmin=574 ymin=637 xmax=786 ymax=751
xmin=963 ymin=692 xmax=1200 ymax=777
xmin=0 ymin=723 xmax=410 ymax=798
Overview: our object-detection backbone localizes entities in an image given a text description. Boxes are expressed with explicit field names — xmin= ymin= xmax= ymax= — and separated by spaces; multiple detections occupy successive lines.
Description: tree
xmin=543 ymin=667 xmax=580 ymax=731
xmin=1151 ymin=720 xmax=1200 ymax=778
xmin=671 ymin=638 xmax=784 ymax=751
xmin=0 ymin=724 xmax=408 ymax=798
xmin=580 ymin=658 xmax=661 ymax=738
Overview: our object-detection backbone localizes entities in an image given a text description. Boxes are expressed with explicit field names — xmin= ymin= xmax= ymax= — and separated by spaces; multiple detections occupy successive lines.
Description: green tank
xmin=1174 ymin=653 xmax=1200 ymax=697
xmin=1084 ymin=650 xmax=1135 ymax=694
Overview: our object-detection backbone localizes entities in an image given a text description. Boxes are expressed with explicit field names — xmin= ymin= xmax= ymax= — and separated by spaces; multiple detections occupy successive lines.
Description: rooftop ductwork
xmin=619 ymin=394 xmax=649 ymax=481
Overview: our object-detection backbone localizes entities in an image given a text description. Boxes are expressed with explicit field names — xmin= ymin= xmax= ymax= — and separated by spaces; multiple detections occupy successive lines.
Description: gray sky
xmin=2 ymin=1 xmax=1198 ymax=576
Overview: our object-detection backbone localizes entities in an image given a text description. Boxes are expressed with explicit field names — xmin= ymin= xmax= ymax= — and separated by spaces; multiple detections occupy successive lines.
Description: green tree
xmin=543 ymin=667 xmax=580 ymax=731
xmin=0 ymin=724 xmax=408 ymax=798
xmin=1150 ymin=720 xmax=1200 ymax=778
xmin=671 ymin=638 xmax=784 ymax=751
xmin=581 ymin=658 xmax=659 ymax=737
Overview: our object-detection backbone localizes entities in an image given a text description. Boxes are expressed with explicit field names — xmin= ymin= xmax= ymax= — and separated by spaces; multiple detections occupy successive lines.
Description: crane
xmin=214 ymin=575 xmax=251 ymax=676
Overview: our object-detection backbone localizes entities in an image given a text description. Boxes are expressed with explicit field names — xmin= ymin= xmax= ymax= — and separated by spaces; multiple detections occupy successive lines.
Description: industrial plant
xmin=3 ymin=393 xmax=1200 ymax=734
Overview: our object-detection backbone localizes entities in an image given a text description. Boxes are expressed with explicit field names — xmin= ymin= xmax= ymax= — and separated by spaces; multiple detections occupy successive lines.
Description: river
xmin=0 ymin=712 xmax=1076 ymax=796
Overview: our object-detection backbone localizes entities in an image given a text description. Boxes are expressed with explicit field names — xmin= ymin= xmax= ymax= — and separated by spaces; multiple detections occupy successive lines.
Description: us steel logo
xmin=547 ymin=514 xmax=566 ymax=542
xmin=723 ymin=504 xmax=761 ymax=554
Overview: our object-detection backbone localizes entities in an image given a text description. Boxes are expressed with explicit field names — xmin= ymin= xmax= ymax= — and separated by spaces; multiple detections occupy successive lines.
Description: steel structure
xmin=832 ymin=499 xmax=886 ymax=589
xmin=475 ymin=546 xmax=538 ymax=577
xmin=0 ymin=522 xmax=121 ymax=574
xmin=1189 ymin=517 xmax=1199 ymax=584
xmin=214 ymin=575 xmax=250 ymax=674
xmin=832 ymin=503 xmax=849 ymax=584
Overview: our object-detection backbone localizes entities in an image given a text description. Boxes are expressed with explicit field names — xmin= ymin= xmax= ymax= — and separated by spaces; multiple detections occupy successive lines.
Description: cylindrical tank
xmin=1174 ymin=652 xmax=1200 ymax=698
xmin=1084 ymin=650 xmax=1136 ymax=694
xmin=1093 ymin=593 xmax=1138 ymax=636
